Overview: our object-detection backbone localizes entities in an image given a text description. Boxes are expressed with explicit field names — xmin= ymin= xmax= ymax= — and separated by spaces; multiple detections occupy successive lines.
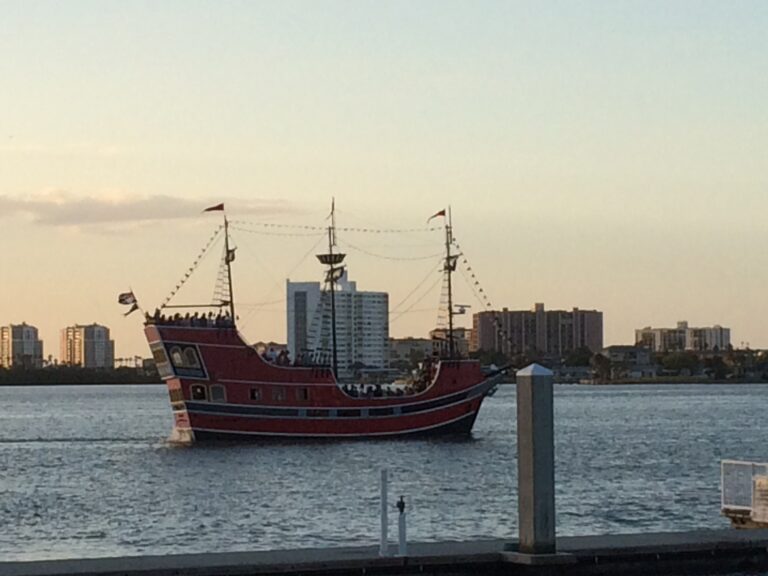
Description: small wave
xmin=0 ymin=437 xmax=160 ymax=444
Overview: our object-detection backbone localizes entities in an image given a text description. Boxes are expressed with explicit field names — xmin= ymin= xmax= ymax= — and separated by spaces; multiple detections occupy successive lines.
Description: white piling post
xmin=516 ymin=363 xmax=556 ymax=554
xmin=397 ymin=496 xmax=407 ymax=556
xmin=379 ymin=469 xmax=388 ymax=557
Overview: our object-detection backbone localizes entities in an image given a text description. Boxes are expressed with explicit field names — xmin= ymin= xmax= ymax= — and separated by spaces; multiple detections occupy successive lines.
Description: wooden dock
xmin=4 ymin=529 xmax=768 ymax=576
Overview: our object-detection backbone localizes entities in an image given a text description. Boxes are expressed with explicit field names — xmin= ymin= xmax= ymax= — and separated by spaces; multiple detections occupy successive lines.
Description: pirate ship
xmin=139 ymin=204 xmax=502 ymax=441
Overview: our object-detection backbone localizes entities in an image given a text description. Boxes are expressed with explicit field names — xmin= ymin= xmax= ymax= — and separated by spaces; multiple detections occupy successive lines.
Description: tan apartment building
xmin=60 ymin=324 xmax=115 ymax=368
xmin=0 ymin=323 xmax=44 ymax=368
xmin=472 ymin=303 xmax=603 ymax=358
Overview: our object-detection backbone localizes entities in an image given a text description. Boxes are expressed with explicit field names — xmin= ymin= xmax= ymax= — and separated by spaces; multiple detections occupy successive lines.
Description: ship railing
xmin=293 ymin=349 xmax=332 ymax=369
xmin=721 ymin=459 xmax=768 ymax=515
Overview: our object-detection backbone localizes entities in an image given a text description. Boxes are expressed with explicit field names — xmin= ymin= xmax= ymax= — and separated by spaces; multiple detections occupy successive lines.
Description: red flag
xmin=427 ymin=209 xmax=446 ymax=223
xmin=203 ymin=203 xmax=225 ymax=212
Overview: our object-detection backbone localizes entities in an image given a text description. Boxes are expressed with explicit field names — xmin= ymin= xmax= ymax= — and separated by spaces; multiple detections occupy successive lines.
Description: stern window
xmin=191 ymin=384 xmax=207 ymax=401
xmin=184 ymin=347 xmax=201 ymax=368
xmin=296 ymin=387 xmax=310 ymax=401
xmin=272 ymin=387 xmax=286 ymax=402
xmin=250 ymin=388 xmax=262 ymax=401
xmin=170 ymin=347 xmax=184 ymax=367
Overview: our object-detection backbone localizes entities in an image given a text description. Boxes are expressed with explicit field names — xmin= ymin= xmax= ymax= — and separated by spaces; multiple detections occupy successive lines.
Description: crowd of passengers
xmin=341 ymin=383 xmax=406 ymax=398
xmin=145 ymin=309 xmax=235 ymax=328
xmin=256 ymin=346 xmax=436 ymax=396
xmin=261 ymin=347 xmax=292 ymax=366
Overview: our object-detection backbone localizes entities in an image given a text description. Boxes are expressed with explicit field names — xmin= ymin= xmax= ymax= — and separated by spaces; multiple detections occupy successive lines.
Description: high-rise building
xmin=0 ymin=323 xmax=44 ymax=368
xmin=287 ymin=273 xmax=388 ymax=379
xmin=60 ymin=324 xmax=115 ymax=368
xmin=635 ymin=321 xmax=730 ymax=352
xmin=472 ymin=303 xmax=603 ymax=358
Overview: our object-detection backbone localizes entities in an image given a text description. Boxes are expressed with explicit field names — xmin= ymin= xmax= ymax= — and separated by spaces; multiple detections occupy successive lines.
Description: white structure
xmin=0 ymin=323 xmax=44 ymax=368
xmin=287 ymin=273 xmax=388 ymax=379
xmin=60 ymin=324 xmax=115 ymax=368
xmin=636 ymin=321 xmax=731 ymax=352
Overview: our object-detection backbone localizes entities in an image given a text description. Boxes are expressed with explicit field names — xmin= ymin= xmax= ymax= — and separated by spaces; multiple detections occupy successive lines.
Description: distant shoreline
xmin=0 ymin=380 xmax=162 ymax=386
xmin=572 ymin=378 xmax=768 ymax=385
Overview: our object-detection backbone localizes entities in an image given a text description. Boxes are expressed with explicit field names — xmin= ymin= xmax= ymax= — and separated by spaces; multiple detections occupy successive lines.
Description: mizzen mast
xmin=443 ymin=206 xmax=458 ymax=359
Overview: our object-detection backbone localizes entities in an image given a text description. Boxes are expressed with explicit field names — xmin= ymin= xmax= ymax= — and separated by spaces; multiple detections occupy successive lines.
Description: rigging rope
xmin=338 ymin=239 xmax=444 ymax=262
xmin=390 ymin=261 xmax=443 ymax=313
xmin=230 ymin=223 xmax=326 ymax=238
xmin=232 ymin=232 xmax=327 ymax=330
xmin=229 ymin=219 xmax=442 ymax=234
xmin=453 ymin=236 xmax=521 ymax=356
xmin=390 ymin=272 xmax=444 ymax=324
xmin=160 ymin=225 xmax=224 ymax=310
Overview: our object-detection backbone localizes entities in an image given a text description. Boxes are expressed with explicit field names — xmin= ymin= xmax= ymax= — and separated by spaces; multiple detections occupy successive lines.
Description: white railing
xmin=721 ymin=459 xmax=768 ymax=512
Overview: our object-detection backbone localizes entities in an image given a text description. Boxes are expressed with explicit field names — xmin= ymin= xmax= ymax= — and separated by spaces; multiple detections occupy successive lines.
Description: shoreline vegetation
xmin=571 ymin=378 xmax=768 ymax=385
xmin=0 ymin=367 xmax=160 ymax=386
xmin=1 ymin=374 xmax=765 ymax=387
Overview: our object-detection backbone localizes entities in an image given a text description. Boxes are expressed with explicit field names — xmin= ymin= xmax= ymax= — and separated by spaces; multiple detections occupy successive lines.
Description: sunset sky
xmin=2 ymin=1 xmax=767 ymax=359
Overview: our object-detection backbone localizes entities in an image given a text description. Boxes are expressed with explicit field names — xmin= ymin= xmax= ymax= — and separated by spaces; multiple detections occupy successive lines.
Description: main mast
xmin=316 ymin=200 xmax=345 ymax=377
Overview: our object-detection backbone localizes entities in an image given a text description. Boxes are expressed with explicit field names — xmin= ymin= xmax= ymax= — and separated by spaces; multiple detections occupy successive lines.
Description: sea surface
xmin=1 ymin=383 xmax=766 ymax=561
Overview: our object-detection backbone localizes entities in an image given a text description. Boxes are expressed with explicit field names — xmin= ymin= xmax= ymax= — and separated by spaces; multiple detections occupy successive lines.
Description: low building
xmin=601 ymin=345 xmax=657 ymax=379
xmin=636 ymin=321 xmax=730 ymax=352
xmin=429 ymin=327 xmax=473 ymax=358
xmin=0 ymin=323 xmax=44 ymax=369
xmin=389 ymin=337 xmax=435 ymax=372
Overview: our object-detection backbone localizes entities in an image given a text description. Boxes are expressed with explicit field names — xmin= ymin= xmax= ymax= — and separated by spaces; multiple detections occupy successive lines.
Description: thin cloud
xmin=0 ymin=192 xmax=302 ymax=228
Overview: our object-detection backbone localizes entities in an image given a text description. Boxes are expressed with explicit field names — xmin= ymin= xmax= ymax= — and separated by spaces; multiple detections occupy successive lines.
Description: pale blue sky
xmin=1 ymin=1 xmax=767 ymax=357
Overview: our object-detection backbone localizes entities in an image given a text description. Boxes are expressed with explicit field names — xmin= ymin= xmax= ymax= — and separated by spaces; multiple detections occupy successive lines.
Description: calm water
xmin=1 ymin=383 xmax=766 ymax=561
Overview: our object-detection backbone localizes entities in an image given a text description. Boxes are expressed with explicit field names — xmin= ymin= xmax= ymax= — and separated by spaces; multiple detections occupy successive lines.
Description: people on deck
xmin=144 ymin=308 xmax=236 ymax=327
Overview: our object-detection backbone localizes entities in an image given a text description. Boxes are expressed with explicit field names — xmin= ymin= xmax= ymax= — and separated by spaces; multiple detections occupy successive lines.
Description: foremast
xmin=154 ymin=203 xmax=237 ymax=321
xmin=223 ymin=215 xmax=236 ymax=322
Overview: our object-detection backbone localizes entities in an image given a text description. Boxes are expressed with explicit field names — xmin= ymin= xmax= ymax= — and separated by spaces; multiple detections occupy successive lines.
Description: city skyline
xmin=0 ymin=305 xmax=743 ymax=366
xmin=2 ymin=2 xmax=767 ymax=358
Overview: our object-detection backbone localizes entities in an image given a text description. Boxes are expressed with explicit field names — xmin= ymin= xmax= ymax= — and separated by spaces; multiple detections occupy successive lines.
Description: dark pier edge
xmin=4 ymin=530 xmax=768 ymax=576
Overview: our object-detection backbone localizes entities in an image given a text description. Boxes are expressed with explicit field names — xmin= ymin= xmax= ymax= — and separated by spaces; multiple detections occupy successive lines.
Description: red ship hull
xmin=145 ymin=324 xmax=497 ymax=441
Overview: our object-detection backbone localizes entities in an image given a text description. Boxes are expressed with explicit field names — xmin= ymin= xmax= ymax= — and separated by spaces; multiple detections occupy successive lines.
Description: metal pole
xmin=397 ymin=496 xmax=407 ymax=556
xmin=380 ymin=469 xmax=388 ymax=557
